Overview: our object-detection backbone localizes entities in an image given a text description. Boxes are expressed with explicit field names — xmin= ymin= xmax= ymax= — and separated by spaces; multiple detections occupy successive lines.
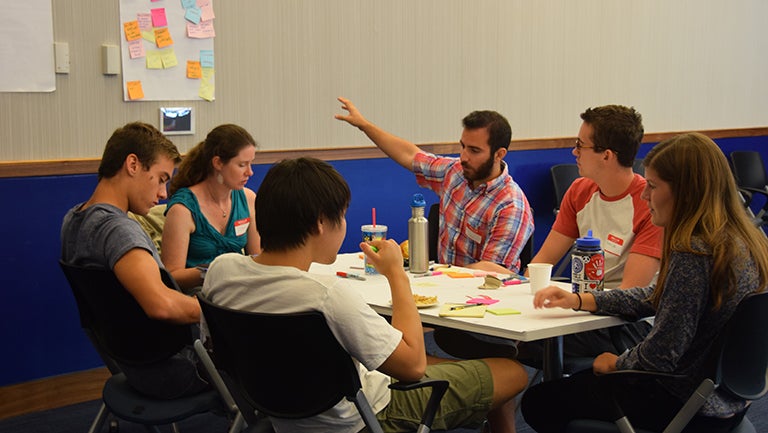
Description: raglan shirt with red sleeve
xmin=552 ymin=174 xmax=662 ymax=289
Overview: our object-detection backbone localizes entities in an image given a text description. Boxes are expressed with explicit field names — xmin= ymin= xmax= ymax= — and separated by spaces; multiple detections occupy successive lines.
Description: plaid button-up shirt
xmin=413 ymin=152 xmax=533 ymax=272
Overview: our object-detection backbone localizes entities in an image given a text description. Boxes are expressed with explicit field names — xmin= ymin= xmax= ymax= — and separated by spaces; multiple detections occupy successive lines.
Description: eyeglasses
xmin=574 ymin=138 xmax=596 ymax=151
xmin=574 ymin=138 xmax=616 ymax=154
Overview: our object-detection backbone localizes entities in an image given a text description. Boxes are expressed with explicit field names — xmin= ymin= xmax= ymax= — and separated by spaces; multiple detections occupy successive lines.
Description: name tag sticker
xmin=604 ymin=233 xmax=625 ymax=257
xmin=234 ymin=218 xmax=250 ymax=236
xmin=465 ymin=225 xmax=483 ymax=244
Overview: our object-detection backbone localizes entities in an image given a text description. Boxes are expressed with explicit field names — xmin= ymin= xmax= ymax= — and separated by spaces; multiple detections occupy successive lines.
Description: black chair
xmin=549 ymin=164 xmax=580 ymax=278
xmin=632 ymin=158 xmax=645 ymax=177
xmin=197 ymin=295 xmax=449 ymax=433
xmin=566 ymin=291 xmax=768 ymax=433
xmin=428 ymin=202 xmax=440 ymax=262
xmin=550 ymin=163 xmax=581 ymax=216
xmin=730 ymin=151 xmax=768 ymax=228
xmin=59 ymin=261 xmax=239 ymax=433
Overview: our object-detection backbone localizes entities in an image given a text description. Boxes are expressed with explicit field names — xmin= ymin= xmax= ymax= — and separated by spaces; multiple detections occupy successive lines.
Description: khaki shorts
xmin=374 ymin=359 xmax=494 ymax=432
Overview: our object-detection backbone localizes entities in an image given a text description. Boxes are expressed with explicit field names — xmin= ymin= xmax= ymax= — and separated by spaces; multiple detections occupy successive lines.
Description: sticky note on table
xmin=487 ymin=308 xmax=521 ymax=316
xmin=443 ymin=271 xmax=474 ymax=279
xmin=439 ymin=304 xmax=487 ymax=318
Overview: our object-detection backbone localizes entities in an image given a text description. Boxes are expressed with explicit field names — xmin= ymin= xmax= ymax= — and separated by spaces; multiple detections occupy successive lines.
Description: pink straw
xmin=372 ymin=208 xmax=376 ymax=227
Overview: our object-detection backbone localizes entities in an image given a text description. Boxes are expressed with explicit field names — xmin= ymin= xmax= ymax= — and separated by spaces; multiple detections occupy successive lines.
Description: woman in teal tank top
xmin=162 ymin=124 xmax=261 ymax=291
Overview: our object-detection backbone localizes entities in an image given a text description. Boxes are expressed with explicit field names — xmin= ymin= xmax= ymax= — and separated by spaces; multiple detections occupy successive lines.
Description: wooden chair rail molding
xmin=1 ymin=127 xmax=766 ymax=179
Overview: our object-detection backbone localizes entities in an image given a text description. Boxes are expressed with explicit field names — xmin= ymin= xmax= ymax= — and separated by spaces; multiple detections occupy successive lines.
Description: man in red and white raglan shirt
xmin=524 ymin=105 xmax=663 ymax=359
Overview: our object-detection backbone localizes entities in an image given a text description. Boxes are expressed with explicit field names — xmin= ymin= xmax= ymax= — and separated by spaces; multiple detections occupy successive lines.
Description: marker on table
xmin=336 ymin=271 xmax=367 ymax=281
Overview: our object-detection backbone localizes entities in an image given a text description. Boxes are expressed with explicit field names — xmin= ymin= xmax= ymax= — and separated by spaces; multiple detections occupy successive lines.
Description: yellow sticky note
xmin=487 ymin=308 xmax=521 ymax=316
xmin=123 ymin=20 xmax=141 ymax=41
xmin=126 ymin=81 xmax=144 ymax=100
xmin=142 ymin=30 xmax=156 ymax=43
xmin=199 ymin=67 xmax=215 ymax=101
xmin=444 ymin=271 xmax=474 ymax=279
xmin=160 ymin=48 xmax=178 ymax=68
xmin=438 ymin=304 xmax=487 ymax=318
xmin=146 ymin=50 xmax=163 ymax=69
xmin=187 ymin=60 xmax=202 ymax=78
xmin=154 ymin=27 xmax=174 ymax=48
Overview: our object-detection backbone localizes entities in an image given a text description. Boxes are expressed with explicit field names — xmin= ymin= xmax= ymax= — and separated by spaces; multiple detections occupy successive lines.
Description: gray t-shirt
xmin=61 ymin=203 xmax=161 ymax=269
xmin=61 ymin=203 xmax=208 ymax=399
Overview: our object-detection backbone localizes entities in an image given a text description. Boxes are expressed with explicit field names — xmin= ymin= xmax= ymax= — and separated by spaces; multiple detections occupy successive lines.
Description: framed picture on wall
xmin=159 ymin=107 xmax=194 ymax=135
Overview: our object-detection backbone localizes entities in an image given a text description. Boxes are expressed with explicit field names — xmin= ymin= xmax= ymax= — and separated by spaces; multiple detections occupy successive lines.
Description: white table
xmin=310 ymin=253 xmax=626 ymax=379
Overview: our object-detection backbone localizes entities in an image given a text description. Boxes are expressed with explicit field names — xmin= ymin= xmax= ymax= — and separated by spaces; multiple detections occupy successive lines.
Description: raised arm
xmin=114 ymin=248 xmax=201 ymax=324
xmin=361 ymin=239 xmax=426 ymax=382
xmin=334 ymin=97 xmax=422 ymax=171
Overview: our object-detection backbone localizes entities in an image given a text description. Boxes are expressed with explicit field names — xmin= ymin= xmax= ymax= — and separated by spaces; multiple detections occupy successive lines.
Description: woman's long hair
xmin=169 ymin=124 xmax=256 ymax=196
xmin=645 ymin=132 xmax=768 ymax=309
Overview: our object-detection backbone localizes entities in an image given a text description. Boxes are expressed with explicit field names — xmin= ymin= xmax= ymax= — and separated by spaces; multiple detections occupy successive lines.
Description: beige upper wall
xmin=1 ymin=0 xmax=767 ymax=162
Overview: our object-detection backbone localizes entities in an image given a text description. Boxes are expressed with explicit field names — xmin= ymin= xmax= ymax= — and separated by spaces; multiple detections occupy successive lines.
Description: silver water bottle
xmin=408 ymin=193 xmax=429 ymax=274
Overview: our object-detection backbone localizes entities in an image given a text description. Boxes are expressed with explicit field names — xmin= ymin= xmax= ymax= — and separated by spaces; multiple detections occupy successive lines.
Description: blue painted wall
xmin=1 ymin=135 xmax=766 ymax=386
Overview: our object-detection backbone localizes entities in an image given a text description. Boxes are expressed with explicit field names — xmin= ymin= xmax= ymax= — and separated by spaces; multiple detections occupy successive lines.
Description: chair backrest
xmin=718 ymin=291 xmax=768 ymax=401
xmin=632 ymin=158 xmax=645 ymax=177
xmin=730 ymin=151 xmax=768 ymax=191
xmin=428 ymin=202 xmax=440 ymax=262
xmin=198 ymin=295 xmax=363 ymax=419
xmin=59 ymin=260 xmax=192 ymax=367
xmin=550 ymin=164 xmax=581 ymax=215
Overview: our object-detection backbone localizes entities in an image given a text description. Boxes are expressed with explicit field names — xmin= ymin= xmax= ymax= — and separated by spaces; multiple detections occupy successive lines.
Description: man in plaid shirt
xmin=335 ymin=97 xmax=533 ymax=274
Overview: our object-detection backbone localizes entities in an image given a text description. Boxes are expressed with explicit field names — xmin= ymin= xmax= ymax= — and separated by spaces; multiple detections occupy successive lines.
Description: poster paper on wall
xmin=119 ymin=0 xmax=215 ymax=101
xmin=0 ymin=0 xmax=55 ymax=92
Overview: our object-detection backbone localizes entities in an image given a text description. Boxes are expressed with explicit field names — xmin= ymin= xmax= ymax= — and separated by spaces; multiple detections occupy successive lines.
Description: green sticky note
xmin=487 ymin=308 xmax=521 ymax=315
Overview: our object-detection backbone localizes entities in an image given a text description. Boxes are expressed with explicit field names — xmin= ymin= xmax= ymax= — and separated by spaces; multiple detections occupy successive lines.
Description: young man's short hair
xmin=256 ymin=157 xmax=351 ymax=252
xmin=98 ymin=122 xmax=181 ymax=180
xmin=462 ymin=110 xmax=512 ymax=155
xmin=580 ymin=105 xmax=644 ymax=167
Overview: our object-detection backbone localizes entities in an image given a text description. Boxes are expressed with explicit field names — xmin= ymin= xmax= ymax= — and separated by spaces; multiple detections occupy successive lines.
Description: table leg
xmin=542 ymin=335 xmax=563 ymax=381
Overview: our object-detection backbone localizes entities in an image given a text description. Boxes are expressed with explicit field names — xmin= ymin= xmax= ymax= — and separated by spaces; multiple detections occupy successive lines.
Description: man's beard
xmin=462 ymin=155 xmax=495 ymax=183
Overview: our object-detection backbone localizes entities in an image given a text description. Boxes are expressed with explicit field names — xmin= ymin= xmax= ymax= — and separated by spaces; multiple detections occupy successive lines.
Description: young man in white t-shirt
xmin=201 ymin=157 xmax=527 ymax=433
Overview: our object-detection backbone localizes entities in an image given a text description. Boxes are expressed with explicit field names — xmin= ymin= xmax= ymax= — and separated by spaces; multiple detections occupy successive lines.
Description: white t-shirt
xmin=201 ymin=253 xmax=402 ymax=433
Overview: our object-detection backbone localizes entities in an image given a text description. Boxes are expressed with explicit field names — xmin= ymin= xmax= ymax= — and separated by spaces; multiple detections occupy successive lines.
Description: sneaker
xmin=432 ymin=328 xmax=518 ymax=359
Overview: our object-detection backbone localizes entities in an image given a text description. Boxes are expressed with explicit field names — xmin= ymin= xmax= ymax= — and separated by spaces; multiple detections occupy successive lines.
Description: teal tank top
xmin=166 ymin=187 xmax=251 ymax=267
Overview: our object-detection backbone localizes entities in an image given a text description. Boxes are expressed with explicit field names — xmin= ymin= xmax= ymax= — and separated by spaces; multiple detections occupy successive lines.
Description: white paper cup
xmin=527 ymin=263 xmax=553 ymax=294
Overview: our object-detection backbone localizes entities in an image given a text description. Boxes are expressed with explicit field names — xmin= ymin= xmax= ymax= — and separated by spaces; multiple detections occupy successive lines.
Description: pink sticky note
xmin=151 ymin=8 xmax=168 ymax=27
xmin=466 ymin=297 xmax=499 ymax=305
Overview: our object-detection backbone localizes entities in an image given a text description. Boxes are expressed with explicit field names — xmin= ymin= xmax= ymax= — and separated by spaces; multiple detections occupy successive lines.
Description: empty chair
xmin=550 ymin=163 xmax=581 ymax=216
xmin=428 ymin=202 xmax=440 ymax=262
xmin=549 ymin=163 xmax=580 ymax=278
xmin=632 ymin=158 xmax=645 ymax=177
xmin=565 ymin=291 xmax=768 ymax=433
xmin=59 ymin=261 xmax=237 ymax=433
xmin=730 ymin=151 xmax=768 ymax=227
xmin=197 ymin=295 xmax=449 ymax=433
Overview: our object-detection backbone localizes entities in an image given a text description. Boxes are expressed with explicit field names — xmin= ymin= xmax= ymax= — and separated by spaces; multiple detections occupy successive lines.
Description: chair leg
xmin=228 ymin=412 xmax=246 ymax=433
xmin=88 ymin=402 xmax=110 ymax=433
